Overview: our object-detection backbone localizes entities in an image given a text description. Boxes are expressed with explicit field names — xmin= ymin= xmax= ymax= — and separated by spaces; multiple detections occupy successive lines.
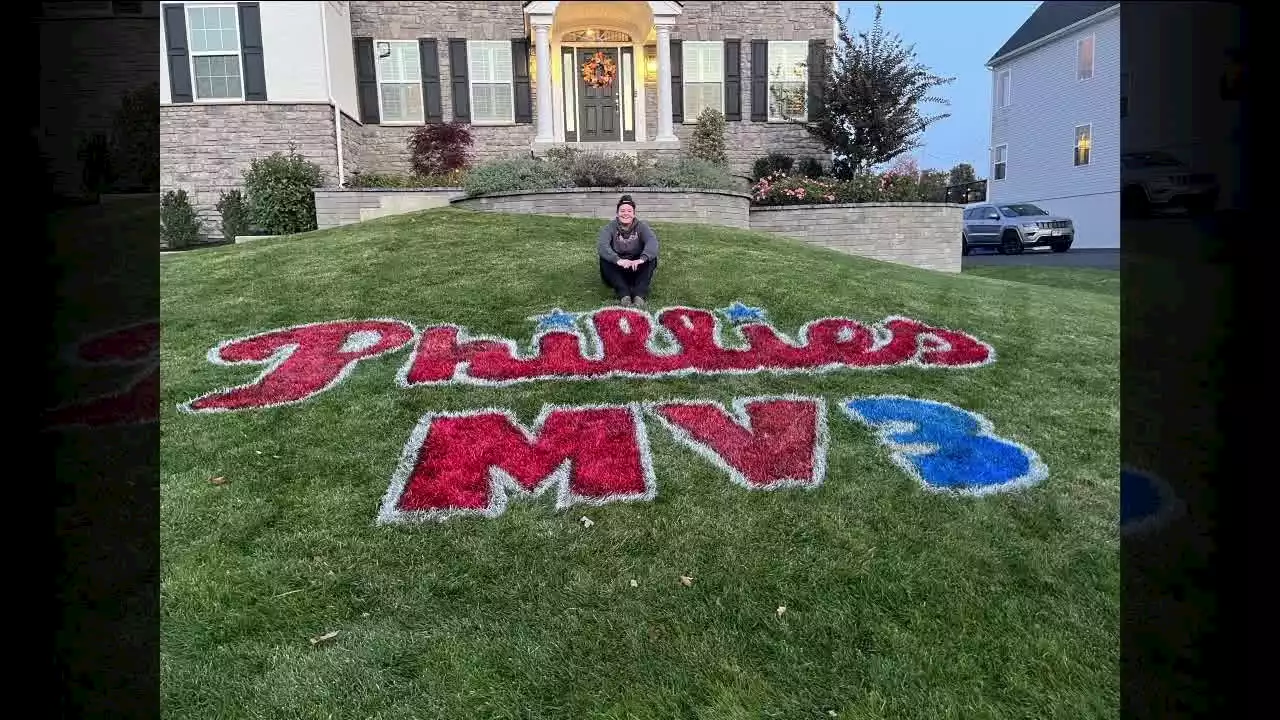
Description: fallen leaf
xmin=254 ymin=450 xmax=263 ymax=455
xmin=679 ymin=575 xmax=694 ymax=587
xmin=629 ymin=579 xmax=639 ymax=588
xmin=579 ymin=516 xmax=594 ymax=528
xmin=361 ymin=612 xmax=370 ymax=618
xmin=828 ymin=712 xmax=838 ymax=718
xmin=208 ymin=476 xmax=228 ymax=486
xmin=309 ymin=630 xmax=339 ymax=645
xmin=776 ymin=606 xmax=787 ymax=617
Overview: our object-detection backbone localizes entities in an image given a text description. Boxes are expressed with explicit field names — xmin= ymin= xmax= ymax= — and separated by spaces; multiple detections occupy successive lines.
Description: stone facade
xmin=161 ymin=103 xmax=340 ymax=234
xmin=452 ymin=187 xmax=752 ymax=228
xmin=749 ymin=203 xmax=964 ymax=273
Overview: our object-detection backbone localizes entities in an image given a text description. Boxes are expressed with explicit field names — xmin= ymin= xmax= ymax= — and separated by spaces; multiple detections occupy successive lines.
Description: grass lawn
xmin=962 ymin=265 xmax=1120 ymax=297
xmin=160 ymin=208 xmax=1119 ymax=719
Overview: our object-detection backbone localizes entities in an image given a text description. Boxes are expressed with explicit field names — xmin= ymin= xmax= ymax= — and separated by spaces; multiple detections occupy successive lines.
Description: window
xmin=682 ymin=41 xmax=723 ymax=121
xmin=1077 ymin=35 xmax=1094 ymax=81
xmin=468 ymin=40 xmax=514 ymax=124
xmin=1074 ymin=124 xmax=1091 ymax=166
xmin=186 ymin=4 xmax=243 ymax=100
xmin=993 ymin=145 xmax=1007 ymax=180
xmin=982 ymin=206 xmax=1000 ymax=220
xmin=1120 ymin=71 xmax=1130 ymax=118
xmin=768 ymin=40 xmax=808 ymax=121
xmin=996 ymin=69 xmax=1011 ymax=108
xmin=374 ymin=41 xmax=423 ymax=123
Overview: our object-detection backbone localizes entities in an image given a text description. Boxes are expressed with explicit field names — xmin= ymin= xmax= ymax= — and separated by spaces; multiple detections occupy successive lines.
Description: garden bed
xmin=451 ymin=187 xmax=752 ymax=228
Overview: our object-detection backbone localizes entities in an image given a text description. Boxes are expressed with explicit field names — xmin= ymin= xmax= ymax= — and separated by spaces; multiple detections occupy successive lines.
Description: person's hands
xmin=634 ymin=257 xmax=646 ymax=266
xmin=616 ymin=258 xmax=631 ymax=268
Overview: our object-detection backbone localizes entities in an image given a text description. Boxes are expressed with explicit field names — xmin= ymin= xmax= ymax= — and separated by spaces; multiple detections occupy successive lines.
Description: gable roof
xmin=987 ymin=1 xmax=1118 ymax=67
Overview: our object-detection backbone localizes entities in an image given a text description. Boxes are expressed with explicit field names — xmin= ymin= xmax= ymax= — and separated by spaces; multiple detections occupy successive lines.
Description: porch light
xmin=645 ymin=49 xmax=657 ymax=83
xmin=1077 ymin=137 xmax=1091 ymax=150
xmin=528 ymin=52 xmax=536 ymax=80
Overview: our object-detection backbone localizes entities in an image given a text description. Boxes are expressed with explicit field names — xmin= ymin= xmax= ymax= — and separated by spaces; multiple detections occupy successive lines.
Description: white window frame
xmin=681 ymin=41 xmax=724 ymax=123
xmin=1074 ymin=124 xmax=1092 ymax=167
xmin=992 ymin=144 xmax=1007 ymax=181
xmin=184 ymin=2 xmax=245 ymax=102
xmin=1076 ymin=34 xmax=1095 ymax=81
xmin=374 ymin=39 xmax=425 ymax=125
xmin=467 ymin=40 xmax=515 ymax=126
xmin=767 ymin=40 xmax=809 ymax=122
xmin=996 ymin=69 xmax=1011 ymax=108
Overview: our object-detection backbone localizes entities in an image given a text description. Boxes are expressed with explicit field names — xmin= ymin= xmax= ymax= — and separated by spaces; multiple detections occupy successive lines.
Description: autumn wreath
xmin=581 ymin=51 xmax=618 ymax=88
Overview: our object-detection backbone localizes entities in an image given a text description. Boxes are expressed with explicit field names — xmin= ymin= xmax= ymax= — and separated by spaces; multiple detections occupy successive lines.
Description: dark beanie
xmin=617 ymin=194 xmax=636 ymax=210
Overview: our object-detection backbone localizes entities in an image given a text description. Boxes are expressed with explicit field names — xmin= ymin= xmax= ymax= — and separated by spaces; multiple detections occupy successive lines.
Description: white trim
xmin=184 ymin=2 xmax=245 ymax=102
xmin=467 ymin=39 xmax=517 ymax=126
xmin=373 ymin=39 xmax=425 ymax=125
xmin=992 ymin=144 xmax=1007 ymax=181
xmin=318 ymin=6 xmax=344 ymax=186
xmin=986 ymin=3 xmax=1118 ymax=69
xmin=767 ymin=39 xmax=809 ymax=123
xmin=562 ymin=43 xmax=631 ymax=142
xmin=1073 ymin=123 xmax=1092 ymax=167
xmin=1076 ymin=33 xmax=1095 ymax=82
xmin=995 ymin=68 xmax=1011 ymax=109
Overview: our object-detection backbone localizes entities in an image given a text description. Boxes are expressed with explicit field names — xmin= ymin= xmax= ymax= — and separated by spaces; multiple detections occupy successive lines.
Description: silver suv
xmin=961 ymin=202 xmax=1074 ymax=255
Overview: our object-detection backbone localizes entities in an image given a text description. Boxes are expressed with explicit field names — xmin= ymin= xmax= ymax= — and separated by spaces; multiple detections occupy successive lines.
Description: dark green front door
xmin=578 ymin=48 xmax=619 ymax=142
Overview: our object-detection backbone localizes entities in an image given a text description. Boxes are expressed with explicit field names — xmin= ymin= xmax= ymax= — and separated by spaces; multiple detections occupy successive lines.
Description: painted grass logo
xmin=175 ymin=302 xmax=1048 ymax=523
xmin=44 ymin=320 xmax=160 ymax=430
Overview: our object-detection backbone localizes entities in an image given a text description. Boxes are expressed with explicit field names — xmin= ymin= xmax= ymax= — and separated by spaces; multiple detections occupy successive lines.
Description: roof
xmin=987 ymin=1 xmax=1118 ymax=67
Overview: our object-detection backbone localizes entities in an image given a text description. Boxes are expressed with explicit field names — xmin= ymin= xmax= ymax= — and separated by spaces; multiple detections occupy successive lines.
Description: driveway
xmin=962 ymin=248 xmax=1119 ymax=270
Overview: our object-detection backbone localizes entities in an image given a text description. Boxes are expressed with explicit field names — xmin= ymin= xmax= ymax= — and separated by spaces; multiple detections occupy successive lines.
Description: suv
xmin=1121 ymin=150 xmax=1219 ymax=217
xmin=961 ymin=202 xmax=1074 ymax=255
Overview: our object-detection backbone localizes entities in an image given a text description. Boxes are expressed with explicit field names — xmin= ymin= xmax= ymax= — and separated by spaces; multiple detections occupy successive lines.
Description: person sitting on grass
xmin=598 ymin=194 xmax=659 ymax=307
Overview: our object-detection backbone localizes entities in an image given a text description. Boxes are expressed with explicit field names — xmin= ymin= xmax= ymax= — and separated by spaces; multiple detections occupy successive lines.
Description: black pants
xmin=599 ymin=257 xmax=658 ymax=299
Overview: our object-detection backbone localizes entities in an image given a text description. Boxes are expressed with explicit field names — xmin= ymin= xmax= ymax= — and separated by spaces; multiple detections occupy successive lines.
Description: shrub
xmin=344 ymin=169 xmax=468 ymax=188
xmin=641 ymin=157 xmax=738 ymax=191
xmin=160 ymin=189 xmax=202 ymax=248
xmin=750 ymin=173 xmax=842 ymax=206
xmin=408 ymin=123 xmax=474 ymax=176
xmin=241 ymin=145 xmax=326 ymax=235
xmin=798 ymin=157 xmax=824 ymax=179
xmin=565 ymin=151 xmax=644 ymax=187
xmin=464 ymin=157 xmax=572 ymax=197
xmin=541 ymin=145 xmax=581 ymax=167
xmin=750 ymin=152 xmax=794 ymax=182
xmin=688 ymin=108 xmax=728 ymax=166
xmin=215 ymin=189 xmax=252 ymax=240
xmin=878 ymin=168 xmax=921 ymax=201
xmin=109 ymin=82 xmax=160 ymax=192
xmin=77 ymin=133 xmax=114 ymax=196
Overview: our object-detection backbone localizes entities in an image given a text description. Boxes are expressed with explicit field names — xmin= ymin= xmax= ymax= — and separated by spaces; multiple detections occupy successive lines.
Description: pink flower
xmin=825 ymin=194 xmax=835 ymax=202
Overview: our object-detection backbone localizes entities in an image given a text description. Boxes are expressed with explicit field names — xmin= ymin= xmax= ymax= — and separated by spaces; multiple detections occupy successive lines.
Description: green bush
xmin=750 ymin=152 xmax=794 ymax=182
xmin=344 ymin=169 xmax=468 ymax=188
xmin=215 ymin=189 xmax=252 ymax=240
xmin=242 ymin=145 xmax=326 ymax=235
xmin=688 ymin=108 xmax=728 ymax=166
xmin=641 ymin=157 xmax=738 ymax=191
xmin=749 ymin=170 xmax=892 ymax=206
xmin=797 ymin=157 xmax=824 ymax=179
xmin=463 ymin=157 xmax=572 ymax=197
xmin=109 ymin=82 xmax=160 ymax=192
xmin=160 ymin=189 xmax=203 ymax=248
xmin=565 ymin=151 xmax=644 ymax=187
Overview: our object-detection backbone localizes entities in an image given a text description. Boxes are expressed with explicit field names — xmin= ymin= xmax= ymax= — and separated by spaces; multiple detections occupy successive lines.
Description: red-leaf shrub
xmin=408 ymin=123 xmax=475 ymax=176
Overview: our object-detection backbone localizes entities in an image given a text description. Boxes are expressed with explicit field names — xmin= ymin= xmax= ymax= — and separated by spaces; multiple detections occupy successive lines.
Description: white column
xmin=533 ymin=22 xmax=555 ymax=142
xmin=655 ymin=23 xmax=677 ymax=142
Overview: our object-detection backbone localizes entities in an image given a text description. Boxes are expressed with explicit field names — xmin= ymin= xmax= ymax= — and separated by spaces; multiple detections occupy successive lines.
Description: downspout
xmin=319 ymin=2 xmax=345 ymax=186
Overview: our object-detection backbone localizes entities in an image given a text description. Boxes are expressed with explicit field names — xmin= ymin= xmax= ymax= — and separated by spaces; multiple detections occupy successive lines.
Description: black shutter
xmin=420 ymin=39 xmax=443 ymax=123
xmin=723 ymin=39 xmax=741 ymax=121
xmin=750 ymin=40 xmax=768 ymax=121
xmin=164 ymin=4 xmax=193 ymax=103
xmin=354 ymin=37 xmax=380 ymax=124
xmin=807 ymin=39 xmax=825 ymax=121
xmin=512 ymin=39 xmax=532 ymax=124
xmin=448 ymin=39 xmax=471 ymax=123
xmin=238 ymin=3 xmax=267 ymax=100
xmin=669 ymin=39 xmax=683 ymax=124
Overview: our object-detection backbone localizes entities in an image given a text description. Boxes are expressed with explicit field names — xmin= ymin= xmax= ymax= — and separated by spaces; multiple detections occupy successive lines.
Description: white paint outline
xmin=645 ymin=394 xmax=829 ymax=492
xmin=176 ymin=318 xmax=419 ymax=415
xmin=60 ymin=319 xmax=160 ymax=368
xmin=376 ymin=402 xmax=658 ymax=525
xmin=839 ymin=394 xmax=1049 ymax=497
xmin=393 ymin=303 xmax=997 ymax=391
xmin=1120 ymin=463 xmax=1185 ymax=537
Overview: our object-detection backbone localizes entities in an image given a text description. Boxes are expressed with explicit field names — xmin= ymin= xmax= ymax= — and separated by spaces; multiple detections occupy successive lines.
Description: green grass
xmin=963 ymin=266 xmax=1120 ymax=297
xmin=160 ymin=208 xmax=1119 ymax=719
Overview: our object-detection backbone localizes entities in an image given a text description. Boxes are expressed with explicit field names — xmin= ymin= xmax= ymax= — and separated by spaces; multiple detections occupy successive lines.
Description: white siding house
xmin=986 ymin=2 xmax=1120 ymax=249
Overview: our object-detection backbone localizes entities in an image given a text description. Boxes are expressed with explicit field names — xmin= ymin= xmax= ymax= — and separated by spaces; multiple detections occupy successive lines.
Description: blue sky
xmin=836 ymin=1 xmax=1041 ymax=176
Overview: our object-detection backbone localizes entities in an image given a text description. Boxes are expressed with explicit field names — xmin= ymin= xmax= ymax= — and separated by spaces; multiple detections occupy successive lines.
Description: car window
xmin=999 ymin=203 xmax=1048 ymax=217
xmin=982 ymin=207 xmax=999 ymax=219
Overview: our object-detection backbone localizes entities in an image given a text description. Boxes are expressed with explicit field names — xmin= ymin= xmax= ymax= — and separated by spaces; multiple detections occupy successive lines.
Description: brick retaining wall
xmin=749 ymin=203 xmax=964 ymax=273
xmin=450 ymin=188 xmax=752 ymax=229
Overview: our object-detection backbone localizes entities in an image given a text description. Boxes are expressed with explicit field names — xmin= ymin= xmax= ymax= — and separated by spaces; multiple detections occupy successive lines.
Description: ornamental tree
xmin=775 ymin=3 xmax=955 ymax=174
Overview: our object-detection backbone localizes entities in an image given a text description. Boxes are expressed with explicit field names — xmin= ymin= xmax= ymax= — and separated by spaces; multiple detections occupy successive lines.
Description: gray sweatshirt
xmin=597 ymin=219 xmax=659 ymax=263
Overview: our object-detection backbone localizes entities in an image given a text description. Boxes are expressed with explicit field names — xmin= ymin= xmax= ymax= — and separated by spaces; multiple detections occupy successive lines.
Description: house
xmin=985 ymin=2 xmax=1119 ymax=249
xmin=160 ymin=0 xmax=836 ymax=228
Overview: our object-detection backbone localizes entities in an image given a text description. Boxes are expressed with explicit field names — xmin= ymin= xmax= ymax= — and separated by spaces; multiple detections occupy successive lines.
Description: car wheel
xmin=1051 ymin=241 xmax=1072 ymax=253
xmin=1001 ymin=231 xmax=1024 ymax=255
xmin=962 ymin=235 xmax=971 ymax=256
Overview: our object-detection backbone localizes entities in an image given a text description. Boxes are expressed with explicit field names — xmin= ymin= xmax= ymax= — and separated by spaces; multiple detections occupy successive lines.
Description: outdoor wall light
xmin=644 ymin=48 xmax=657 ymax=83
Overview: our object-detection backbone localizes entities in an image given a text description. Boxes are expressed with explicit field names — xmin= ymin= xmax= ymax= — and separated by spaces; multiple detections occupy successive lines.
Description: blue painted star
xmin=1121 ymin=466 xmax=1179 ymax=533
xmin=718 ymin=301 xmax=767 ymax=325
xmin=531 ymin=308 xmax=580 ymax=334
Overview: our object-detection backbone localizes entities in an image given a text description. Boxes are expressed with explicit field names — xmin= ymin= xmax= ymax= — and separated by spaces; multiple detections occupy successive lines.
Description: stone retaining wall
xmin=314 ymin=188 xmax=466 ymax=229
xmin=450 ymin=188 xmax=752 ymax=229
xmin=749 ymin=203 xmax=964 ymax=273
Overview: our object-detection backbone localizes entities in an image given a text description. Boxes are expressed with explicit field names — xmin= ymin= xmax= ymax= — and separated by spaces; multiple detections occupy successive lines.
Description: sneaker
xmin=619 ymin=296 xmax=633 ymax=306
xmin=633 ymin=296 xmax=647 ymax=308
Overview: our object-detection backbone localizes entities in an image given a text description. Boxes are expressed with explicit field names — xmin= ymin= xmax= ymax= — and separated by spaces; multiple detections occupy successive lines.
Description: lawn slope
xmin=161 ymin=208 xmax=1119 ymax=720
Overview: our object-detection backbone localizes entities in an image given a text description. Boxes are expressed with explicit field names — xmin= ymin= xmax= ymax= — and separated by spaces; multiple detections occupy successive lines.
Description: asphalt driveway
xmin=962 ymin=248 xmax=1119 ymax=270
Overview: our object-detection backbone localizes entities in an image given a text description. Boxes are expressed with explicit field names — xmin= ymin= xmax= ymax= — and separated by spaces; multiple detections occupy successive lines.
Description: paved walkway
xmin=963 ymin=248 xmax=1119 ymax=270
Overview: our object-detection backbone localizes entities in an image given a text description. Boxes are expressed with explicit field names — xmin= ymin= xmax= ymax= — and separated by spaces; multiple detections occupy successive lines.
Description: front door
xmin=577 ymin=48 xmax=620 ymax=142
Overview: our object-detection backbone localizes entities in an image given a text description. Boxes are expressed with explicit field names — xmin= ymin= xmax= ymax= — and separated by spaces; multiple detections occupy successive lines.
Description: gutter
xmin=318 ymin=2 xmax=345 ymax=186
xmin=985 ymin=3 xmax=1119 ymax=69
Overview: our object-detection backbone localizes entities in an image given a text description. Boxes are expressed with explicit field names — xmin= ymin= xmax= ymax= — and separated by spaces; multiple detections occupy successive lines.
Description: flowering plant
xmin=749 ymin=172 xmax=844 ymax=207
